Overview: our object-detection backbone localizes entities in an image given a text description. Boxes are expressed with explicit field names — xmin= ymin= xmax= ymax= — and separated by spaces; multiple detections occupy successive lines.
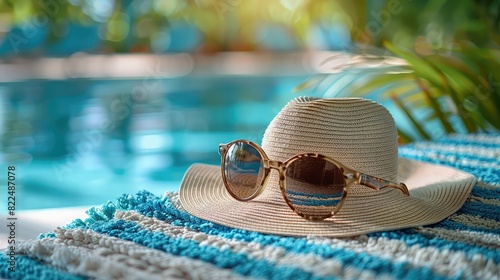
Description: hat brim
xmin=179 ymin=158 xmax=476 ymax=237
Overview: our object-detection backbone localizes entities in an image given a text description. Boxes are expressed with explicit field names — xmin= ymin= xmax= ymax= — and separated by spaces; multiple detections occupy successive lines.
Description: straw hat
xmin=179 ymin=97 xmax=476 ymax=237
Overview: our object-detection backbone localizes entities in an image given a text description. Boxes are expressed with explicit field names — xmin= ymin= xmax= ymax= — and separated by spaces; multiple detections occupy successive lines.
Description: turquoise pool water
xmin=1 ymin=75 xmax=310 ymax=210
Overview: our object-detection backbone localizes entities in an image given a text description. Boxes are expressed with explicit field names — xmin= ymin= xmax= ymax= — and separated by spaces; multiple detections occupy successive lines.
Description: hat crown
xmin=261 ymin=97 xmax=399 ymax=181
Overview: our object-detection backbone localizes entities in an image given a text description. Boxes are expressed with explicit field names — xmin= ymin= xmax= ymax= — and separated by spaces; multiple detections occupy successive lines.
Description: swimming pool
xmin=1 ymin=74 xmax=312 ymax=210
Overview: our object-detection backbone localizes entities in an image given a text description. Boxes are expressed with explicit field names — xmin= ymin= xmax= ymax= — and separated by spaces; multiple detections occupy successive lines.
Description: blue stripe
xmin=286 ymin=189 xmax=341 ymax=207
xmin=286 ymin=189 xmax=343 ymax=199
xmin=286 ymin=193 xmax=341 ymax=207
xmin=432 ymin=135 xmax=500 ymax=148
xmin=457 ymin=201 xmax=500 ymax=222
xmin=87 ymin=219 xmax=324 ymax=280
xmin=399 ymin=144 xmax=492 ymax=159
xmin=287 ymin=199 xmax=339 ymax=207
xmin=405 ymin=142 xmax=500 ymax=157
xmin=290 ymin=199 xmax=340 ymax=207
xmin=399 ymin=148 xmax=500 ymax=166
xmin=471 ymin=186 xmax=500 ymax=199
xmin=68 ymin=191 xmax=499 ymax=279
xmin=0 ymin=255 xmax=86 ymax=280
xmin=433 ymin=219 xmax=500 ymax=235
xmin=398 ymin=152 xmax=500 ymax=184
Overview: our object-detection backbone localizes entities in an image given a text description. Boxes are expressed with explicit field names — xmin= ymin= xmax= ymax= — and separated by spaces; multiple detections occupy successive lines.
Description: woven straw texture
xmin=180 ymin=98 xmax=476 ymax=237
xmin=262 ymin=97 xmax=400 ymax=182
xmin=1 ymin=133 xmax=499 ymax=280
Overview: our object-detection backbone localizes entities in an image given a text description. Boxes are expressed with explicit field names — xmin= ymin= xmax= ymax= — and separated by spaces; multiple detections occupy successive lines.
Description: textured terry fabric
xmin=1 ymin=133 xmax=500 ymax=280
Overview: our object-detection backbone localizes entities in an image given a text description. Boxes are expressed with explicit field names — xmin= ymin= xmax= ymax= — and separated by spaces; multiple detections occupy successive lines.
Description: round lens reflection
xmin=285 ymin=157 xmax=345 ymax=218
xmin=224 ymin=142 xmax=264 ymax=199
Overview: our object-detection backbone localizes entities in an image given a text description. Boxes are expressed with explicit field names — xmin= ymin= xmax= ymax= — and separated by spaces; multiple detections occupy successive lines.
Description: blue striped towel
xmin=1 ymin=134 xmax=499 ymax=279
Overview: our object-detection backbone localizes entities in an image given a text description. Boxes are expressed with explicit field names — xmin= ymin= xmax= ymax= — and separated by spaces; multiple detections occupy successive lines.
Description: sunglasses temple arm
xmin=359 ymin=174 xmax=410 ymax=196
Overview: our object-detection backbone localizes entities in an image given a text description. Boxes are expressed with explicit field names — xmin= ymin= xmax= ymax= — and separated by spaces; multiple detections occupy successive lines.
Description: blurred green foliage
xmin=0 ymin=0 xmax=499 ymax=141
xmin=296 ymin=0 xmax=500 ymax=142
xmin=0 ymin=0 xmax=365 ymax=52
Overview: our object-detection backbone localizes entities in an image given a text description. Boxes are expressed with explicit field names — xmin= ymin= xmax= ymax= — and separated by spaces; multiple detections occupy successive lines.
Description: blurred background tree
xmin=0 ymin=0 xmax=498 ymax=142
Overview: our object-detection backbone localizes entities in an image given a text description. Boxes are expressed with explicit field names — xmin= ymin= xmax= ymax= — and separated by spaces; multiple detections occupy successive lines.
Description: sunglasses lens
xmin=285 ymin=157 xmax=345 ymax=218
xmin=223 ymin=142 xmax=265 ymax=199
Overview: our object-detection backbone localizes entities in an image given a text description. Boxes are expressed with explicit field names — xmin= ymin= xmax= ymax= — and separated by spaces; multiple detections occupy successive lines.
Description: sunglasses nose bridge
xmin=267 ymin=160 xmax=286 ymax=178
xmin=267 ymin=159 xmax=283 ymax=168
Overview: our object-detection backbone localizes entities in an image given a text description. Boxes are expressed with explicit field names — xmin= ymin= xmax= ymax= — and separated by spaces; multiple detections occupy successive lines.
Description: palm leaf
xmin=391 ymin=95 xmax=431 ymax=140
xmin=415 ymin=78 xmax=455 ymax=133
xmin=348 ymin=73 xmax=415 ymax=97
xmin=383 ymin=41 xmax=444 ymax=86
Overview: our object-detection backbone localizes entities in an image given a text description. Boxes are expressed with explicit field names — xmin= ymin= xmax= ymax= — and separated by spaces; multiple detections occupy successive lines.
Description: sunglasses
xmin=219 ymin=139 xmax=410 ymax=220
